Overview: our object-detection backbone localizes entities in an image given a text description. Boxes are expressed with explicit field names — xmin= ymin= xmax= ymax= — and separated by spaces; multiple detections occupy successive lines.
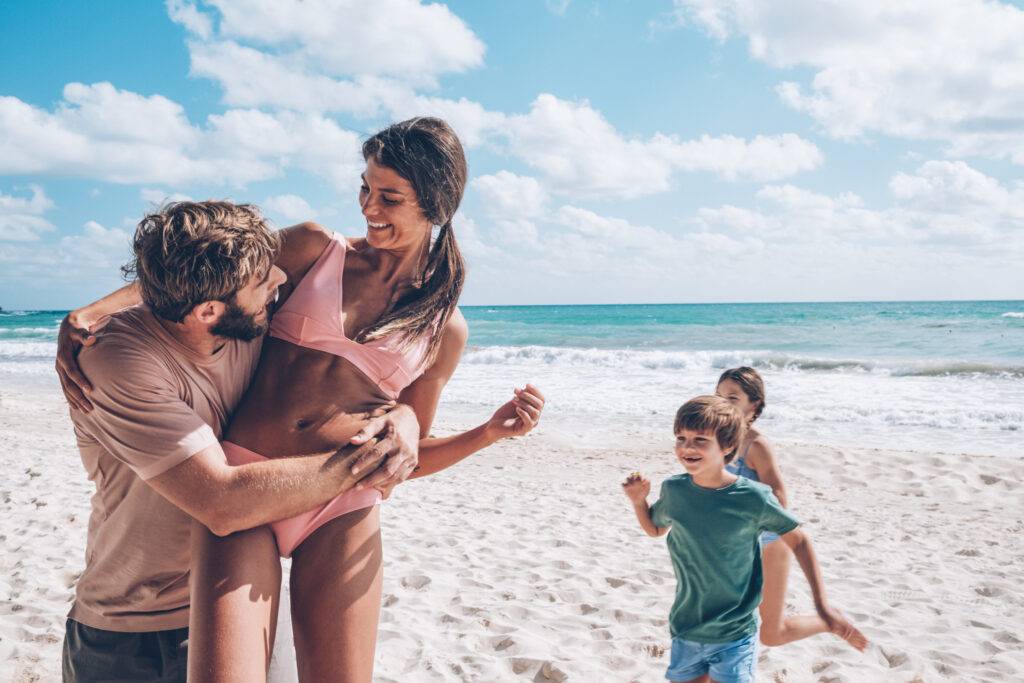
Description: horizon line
xmin=4 ymin=297 xmax=1024 ymax=313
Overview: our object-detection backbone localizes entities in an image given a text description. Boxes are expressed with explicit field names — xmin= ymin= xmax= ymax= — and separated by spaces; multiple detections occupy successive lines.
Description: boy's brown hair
xmin=122 ymin=201 xmax=280 ymax=322
xmin=674 ymin=395 xmax=747 ymax=463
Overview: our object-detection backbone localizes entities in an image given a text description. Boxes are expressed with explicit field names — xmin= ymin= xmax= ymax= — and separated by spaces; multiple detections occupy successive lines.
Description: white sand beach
xmin=2 ymin=374 xmax=1022 ymax=682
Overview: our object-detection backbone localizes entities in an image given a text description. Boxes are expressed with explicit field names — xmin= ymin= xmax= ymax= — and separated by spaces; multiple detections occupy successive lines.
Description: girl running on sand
xmin=716 ymin=366 xmax=860 ymax=649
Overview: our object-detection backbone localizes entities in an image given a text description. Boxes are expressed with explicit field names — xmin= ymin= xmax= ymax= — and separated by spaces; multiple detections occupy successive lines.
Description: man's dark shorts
xmin=62 ymin=619 xmax=188 ymax=683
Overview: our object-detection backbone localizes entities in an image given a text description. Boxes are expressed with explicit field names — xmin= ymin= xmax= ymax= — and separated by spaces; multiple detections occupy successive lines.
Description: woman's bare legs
xmin=188 ymin=522 xmax=282 ymax=682
xmin=289 ymin=505 xmax=383 ymax=683
xmin=757 ymin=540 xmax=830 ymax=646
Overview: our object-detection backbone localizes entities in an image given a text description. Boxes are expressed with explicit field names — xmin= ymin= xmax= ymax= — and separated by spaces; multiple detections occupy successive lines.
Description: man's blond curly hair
xmin=122 ymin=201 xmax=279 ymax=322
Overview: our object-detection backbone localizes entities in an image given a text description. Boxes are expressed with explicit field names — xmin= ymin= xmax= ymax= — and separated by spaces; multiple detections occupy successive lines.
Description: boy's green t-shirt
xmin=650 ymin=474 xmax=800 ymax=643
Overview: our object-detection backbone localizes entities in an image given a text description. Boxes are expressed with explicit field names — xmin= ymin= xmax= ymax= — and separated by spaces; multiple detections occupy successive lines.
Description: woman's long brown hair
xmin=357 ymin=117 xmax=467 ymax=363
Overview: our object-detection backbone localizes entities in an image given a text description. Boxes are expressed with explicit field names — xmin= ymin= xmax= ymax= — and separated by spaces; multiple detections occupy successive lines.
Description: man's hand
xmin=348 ymin=404 xmax=421 ymax=495
xmin=55 ymin=312 xmax=104 ymax=412
xmin=622 ymin=472 xmax=651 ymax=505
xmin=484 ymin=384 xmax=545 ymax=439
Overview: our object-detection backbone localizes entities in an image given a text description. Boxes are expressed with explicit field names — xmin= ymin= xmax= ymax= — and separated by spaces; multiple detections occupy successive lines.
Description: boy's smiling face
xmin=674 ymin=428 xmax=728 ymax=476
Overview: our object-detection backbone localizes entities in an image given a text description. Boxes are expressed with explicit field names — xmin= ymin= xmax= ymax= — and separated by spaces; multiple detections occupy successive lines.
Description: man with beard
xmin=59 ymin=201 xmax=417 ymax=682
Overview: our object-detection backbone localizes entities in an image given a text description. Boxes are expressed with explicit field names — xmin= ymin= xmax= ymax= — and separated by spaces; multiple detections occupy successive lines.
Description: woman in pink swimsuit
xmin=61 ymin=117 xmax=545 ymax=681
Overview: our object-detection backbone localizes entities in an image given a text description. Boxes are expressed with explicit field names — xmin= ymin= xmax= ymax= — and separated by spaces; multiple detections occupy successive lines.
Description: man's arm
xmin=149 ymin=438 xmax=388 ymax=537
xmin=149 ymin=405 xmax=418 ymax=536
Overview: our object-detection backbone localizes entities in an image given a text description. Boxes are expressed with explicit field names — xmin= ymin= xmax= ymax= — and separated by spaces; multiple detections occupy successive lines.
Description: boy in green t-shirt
xmin=623 ymin=396 xmax=866 ymax=682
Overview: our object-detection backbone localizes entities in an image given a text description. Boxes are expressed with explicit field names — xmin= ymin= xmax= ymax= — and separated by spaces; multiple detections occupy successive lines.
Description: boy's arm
xmin=622 ymin=475 xmax=668 ymax=537
xmin=632 ymin=500 xmax=669 ymax=537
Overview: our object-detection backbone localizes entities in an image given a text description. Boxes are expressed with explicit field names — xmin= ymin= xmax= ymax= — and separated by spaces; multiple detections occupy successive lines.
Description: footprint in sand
xmin=641 ymin=643 xmax=666 ymax=658
xmin=401 ymin=574 xmax=431 ymax=590
xmin=604 ymin=577 xmax=626 ymax=588
xmin=955 ymin=548 xmax=980 ymax=556
xmin=880 ymin=647 xmax=910 ymax=668
xmin=579 ymin=603 xmax=599 ymax=615
xmin=492 ymin=636 xmax=516 ymax=652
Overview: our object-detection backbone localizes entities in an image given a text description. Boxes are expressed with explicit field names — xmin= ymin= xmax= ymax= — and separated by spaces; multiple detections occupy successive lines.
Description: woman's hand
xmin=55 ymin=311 xmax=106 ymax=412
xmin=485 ymin=384 xmax=545 ymax=439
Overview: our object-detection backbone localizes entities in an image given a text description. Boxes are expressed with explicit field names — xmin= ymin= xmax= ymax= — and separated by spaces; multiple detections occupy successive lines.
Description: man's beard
xmin=210 ymin=300 xmax=268 ymax=341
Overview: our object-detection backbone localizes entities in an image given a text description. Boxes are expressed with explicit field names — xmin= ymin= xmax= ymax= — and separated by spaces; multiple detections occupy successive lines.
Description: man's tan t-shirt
xmin=68 ymin=305 xmax=261 ymax=632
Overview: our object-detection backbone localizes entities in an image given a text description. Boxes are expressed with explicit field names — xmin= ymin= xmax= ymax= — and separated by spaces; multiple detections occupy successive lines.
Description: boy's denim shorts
xmin=665 ymin=632 xmax=757 ymax=682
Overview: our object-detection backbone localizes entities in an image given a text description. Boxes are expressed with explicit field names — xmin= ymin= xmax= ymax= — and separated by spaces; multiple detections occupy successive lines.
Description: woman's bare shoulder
xmin=277 ymin=222 xmax=332 ymax=278
xmin=441 ymin=307 xmax=469 ymax=346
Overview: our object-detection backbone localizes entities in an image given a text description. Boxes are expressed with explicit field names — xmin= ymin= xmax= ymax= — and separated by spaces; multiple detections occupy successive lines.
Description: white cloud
xmin=140 ymin=188 xmax=193 ymax=206
xmin=166 ymin=0 xmax=212 ymax=40
xmin=459 ymin=160 xmax=1023 ymax=304
xmin=0 ymin=185 xmax=55 ymax=241
xmin=674 ymin=0 xmax=1024 ymax=163
xmin=471 ymin=172 xmax=550 ymax=219
xmin=0 ymin=82 xmax=364 ymax=191
xmin=546 ymin=0 xmax=571 ymax=16
xmin=174 ymin=0 xmax=484 ymax=87
xmin=0 ymin=220 xmax=132 ymax=295
xmin=170 ymin=3 xmax=821 ymax=194
xmin=263 ymin=194 xmax=316 ymax=223
xmin=58 ymin=221 xmax=133 ymax=271
xmin=695 ymin=160 xmax=1024 ymax=248
xmin=500 ymin=95 xmax=822 ymax=198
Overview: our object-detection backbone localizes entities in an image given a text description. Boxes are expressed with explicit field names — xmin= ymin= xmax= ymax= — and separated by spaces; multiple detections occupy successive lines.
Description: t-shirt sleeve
xmin=759 ymin=489 xmax=801 ymax=536
xmin=649 ymin=481 xmax=672 ymax=528
xmin=74 ymin=341 xmax=219 ymax=480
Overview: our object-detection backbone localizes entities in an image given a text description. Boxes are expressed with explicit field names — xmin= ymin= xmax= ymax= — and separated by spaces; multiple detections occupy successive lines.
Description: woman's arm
xmin=359 ymin=310 xmax=544 ymax=489
xmin=746 ymin=437 xmax=788 ymax=507
xmin=56 ymin=283 xmax=143 ymax=411
xmin=411 ymin=381 xmax=545 ymax=479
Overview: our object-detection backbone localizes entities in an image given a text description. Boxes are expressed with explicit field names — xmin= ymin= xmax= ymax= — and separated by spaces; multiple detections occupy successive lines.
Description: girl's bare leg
xmin=188 ymin=522 xmax=282 ymax=682
xmin=289 ymin=505 xmax=383 ymax=683
xmin=758 ymin=539 xmax=829 ymax=646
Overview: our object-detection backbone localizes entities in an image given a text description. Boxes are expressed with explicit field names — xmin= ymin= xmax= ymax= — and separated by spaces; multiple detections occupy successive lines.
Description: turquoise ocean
xmin=2 ymin=301 xmax=1022 ymax=456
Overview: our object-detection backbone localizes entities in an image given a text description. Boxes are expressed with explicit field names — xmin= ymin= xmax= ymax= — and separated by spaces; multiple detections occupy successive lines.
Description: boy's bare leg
xmin=289 ymin=505 xmax=383 ymax=683
xmin=677 ymin=675 xmax=710 ymax=683
xmin=189 ymin=522 xmax=282 ymax=682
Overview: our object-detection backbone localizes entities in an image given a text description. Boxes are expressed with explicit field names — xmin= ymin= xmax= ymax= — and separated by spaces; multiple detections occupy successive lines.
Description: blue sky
xmin=2 ymin=0 xmax=1023 ymax=309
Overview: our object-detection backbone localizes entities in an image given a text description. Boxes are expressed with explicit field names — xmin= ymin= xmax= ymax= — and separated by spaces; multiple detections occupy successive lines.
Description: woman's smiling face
xmin=359 ymin=158 xmax=432 ymax=251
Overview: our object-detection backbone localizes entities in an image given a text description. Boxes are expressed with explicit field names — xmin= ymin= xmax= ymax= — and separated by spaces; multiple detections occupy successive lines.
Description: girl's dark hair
xmin=717 ymin=366 xmax=766 ymax=422
xmin=358 ymin=117 xmax=467 ymax=362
